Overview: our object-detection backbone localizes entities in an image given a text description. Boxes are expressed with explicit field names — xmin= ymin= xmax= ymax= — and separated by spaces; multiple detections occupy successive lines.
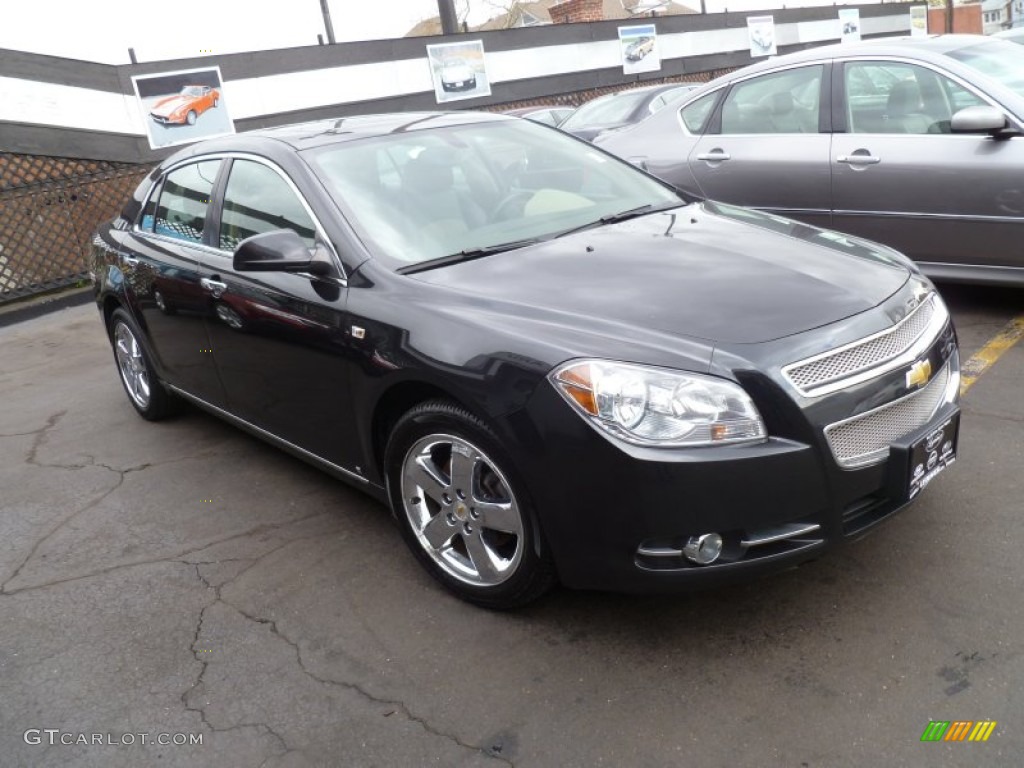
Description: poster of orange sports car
xmin=132 ymin=67 xmax=234 ymax=150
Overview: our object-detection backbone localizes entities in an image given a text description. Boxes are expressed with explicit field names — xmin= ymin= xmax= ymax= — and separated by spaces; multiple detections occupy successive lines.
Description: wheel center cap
xmin=454 ymin=502 xmax=469 ymax=522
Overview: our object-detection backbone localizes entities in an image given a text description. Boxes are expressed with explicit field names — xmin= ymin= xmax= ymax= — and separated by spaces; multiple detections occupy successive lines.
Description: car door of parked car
xmin=198 ymin=156 xmax=361 ymax=471
xmin=831 ymin=59 xmax=1024 ymax=270
xmin=686 ymin=64 xmax=833 ymax=229
xmin=128 ymin=158 xmax=228 ymax=407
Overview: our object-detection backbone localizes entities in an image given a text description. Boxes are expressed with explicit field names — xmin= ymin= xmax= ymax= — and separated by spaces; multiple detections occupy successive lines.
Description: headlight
xmin=550 ymin=360 xmax=767 ymax=447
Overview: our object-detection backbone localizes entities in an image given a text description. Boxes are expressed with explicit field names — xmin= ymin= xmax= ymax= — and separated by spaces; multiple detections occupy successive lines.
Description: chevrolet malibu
xmin=91 ymin=112 xmax=960 ymax=608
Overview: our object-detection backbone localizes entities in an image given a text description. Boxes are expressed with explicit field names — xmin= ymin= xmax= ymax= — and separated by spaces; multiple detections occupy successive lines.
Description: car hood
xmin=409 ymin=201 xmax=910 ymax=345
xmin=151 ymin=95 xmax=190 ymax=115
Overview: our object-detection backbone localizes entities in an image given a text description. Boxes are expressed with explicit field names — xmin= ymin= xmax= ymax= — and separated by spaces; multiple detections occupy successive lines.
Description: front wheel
xmin=385 ymin=401 xmax=556 ymax=609
xmin=109 ymin=308 xmax=177 ymax=421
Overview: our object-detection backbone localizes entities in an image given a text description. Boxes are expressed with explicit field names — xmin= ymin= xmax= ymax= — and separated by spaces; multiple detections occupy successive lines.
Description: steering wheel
xmin=490 ymin=189 xmax=534 ymax=222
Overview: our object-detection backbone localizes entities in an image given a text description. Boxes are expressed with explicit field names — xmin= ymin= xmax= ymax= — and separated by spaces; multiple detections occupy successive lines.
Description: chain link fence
xmin=0 ymin=153 xmax=150 ymax=304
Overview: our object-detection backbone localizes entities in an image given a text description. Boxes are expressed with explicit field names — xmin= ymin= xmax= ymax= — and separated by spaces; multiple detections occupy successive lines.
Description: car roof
xmin=170 ymin=111 xmax=513 ymax=158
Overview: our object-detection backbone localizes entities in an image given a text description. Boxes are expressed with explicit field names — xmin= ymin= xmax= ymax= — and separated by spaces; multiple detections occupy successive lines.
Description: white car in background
xmin=440 ymin=58 xmax=477 ymax=92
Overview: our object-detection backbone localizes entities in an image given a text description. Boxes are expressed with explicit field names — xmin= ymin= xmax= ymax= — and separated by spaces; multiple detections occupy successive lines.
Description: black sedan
xmin=92 ymin=112 xmax=961 ymax=608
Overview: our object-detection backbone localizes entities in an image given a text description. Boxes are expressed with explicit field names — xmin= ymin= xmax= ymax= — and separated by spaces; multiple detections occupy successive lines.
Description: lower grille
xmin=825 ymin=360 xmax=952 ymax=469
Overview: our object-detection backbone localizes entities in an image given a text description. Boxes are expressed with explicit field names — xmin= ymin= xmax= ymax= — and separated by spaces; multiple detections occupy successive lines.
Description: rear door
xmin=687 ymin=63 xmax=833 ymax=229
xmin=127 ymin=158 xmax=227 ymax=406
xmin=831 ymin=58 xmax=1024 ymax=269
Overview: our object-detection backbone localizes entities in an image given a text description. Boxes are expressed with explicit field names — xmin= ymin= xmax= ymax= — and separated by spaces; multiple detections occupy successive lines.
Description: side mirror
xmin=950 ymin=105 xmax=1009 ymax=136
xmin=233 ymin=229 xmax=331 ymax=276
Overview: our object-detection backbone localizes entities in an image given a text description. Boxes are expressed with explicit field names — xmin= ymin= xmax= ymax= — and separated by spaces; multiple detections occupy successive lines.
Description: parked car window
xmin=680 ymin=91 xmax=718 ymax=134
xmin=719 ymin=66 xmax=823 ymax=134
xmin=648 ymin=87 xmax=694 ymax=114
xmin=561 ymin=89 xmax=653 ymax=131
xmin=219 ymin=160 xmax=317 ymax=251
xmin=152 ymin=160 xmax=221 ymax=244
xmin=845 ymin=62 xmax=986 ymax=134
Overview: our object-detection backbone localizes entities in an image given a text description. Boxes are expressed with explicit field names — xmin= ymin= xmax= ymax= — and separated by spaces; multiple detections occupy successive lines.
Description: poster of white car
xmin=747 ymin=16 xmax=777 ymax=58
xmin=426 ymin=41 xmax=491 ymax=104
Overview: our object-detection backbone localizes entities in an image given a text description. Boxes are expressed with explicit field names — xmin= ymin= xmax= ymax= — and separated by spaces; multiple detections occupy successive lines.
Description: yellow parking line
xmin=960 ymin=316 xmax=1024 ymax=396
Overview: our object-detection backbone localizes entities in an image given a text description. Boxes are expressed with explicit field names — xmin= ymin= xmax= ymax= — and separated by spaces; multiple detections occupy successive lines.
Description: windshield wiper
xmin=555 ymin=202 xmax=682 ymax=238
xmin=397 ymin=238 xmax=543 ymax=275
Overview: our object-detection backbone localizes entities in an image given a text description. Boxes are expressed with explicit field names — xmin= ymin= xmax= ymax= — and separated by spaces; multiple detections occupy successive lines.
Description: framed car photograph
xmin=132 ymin=66 xmax=234 ymax=150
xmin=619 ymin=24 xmax=661 ymax=75
xmin=426 ymin=40 xmax=491 ymax=104
xmin=747 ymin=16 xmax=778 ymax=58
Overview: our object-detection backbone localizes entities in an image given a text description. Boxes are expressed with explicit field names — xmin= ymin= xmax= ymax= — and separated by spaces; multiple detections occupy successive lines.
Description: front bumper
xmin=511 ymin=312 xmax=960 ymax=593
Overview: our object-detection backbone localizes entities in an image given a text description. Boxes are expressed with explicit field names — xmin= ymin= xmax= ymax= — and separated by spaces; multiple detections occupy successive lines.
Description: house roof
xmin=405 ymin=0 xmax=698 ymax=37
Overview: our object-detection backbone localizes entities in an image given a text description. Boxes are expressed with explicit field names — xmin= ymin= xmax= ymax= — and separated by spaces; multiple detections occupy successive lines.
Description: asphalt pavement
xmin=1 ymin=284 xmax=1022 ymax=767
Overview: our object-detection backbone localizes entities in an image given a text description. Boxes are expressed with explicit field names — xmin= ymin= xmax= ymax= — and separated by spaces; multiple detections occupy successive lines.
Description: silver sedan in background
xmin=596 ymin=35 xmax=1024 ymax=286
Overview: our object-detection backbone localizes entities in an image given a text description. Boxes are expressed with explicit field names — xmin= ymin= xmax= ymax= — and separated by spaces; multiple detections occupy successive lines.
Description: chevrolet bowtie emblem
xmin=906 ymin=359 xmax=933 ymax=389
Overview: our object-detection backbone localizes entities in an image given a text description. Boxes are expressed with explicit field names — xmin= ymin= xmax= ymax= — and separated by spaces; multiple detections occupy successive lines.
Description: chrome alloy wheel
xmin=114 ymin=321 xmax=151 ymax=409
xmin=400 ymin=434 xmax=525 ymax=587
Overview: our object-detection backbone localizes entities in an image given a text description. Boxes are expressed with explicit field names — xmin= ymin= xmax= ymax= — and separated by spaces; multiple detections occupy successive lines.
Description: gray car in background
xmin=560 ymin=83 xmax=700 ymax=141
xmin=595 ymin=35 xmax=1024 ymax=286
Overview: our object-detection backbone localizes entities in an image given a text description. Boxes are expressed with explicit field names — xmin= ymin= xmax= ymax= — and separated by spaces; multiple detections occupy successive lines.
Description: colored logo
xmin=906 ymin=359 xmax=933 ymax=389
xmin=921 ymin=720 xmax=997 ymax=742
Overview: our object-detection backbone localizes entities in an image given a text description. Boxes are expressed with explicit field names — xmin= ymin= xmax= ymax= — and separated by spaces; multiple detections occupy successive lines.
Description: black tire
xmin=385 ymin=400 xmax=556 ymax=609
xmin=108 ymin=308 xmax=178 ymax=421
xmin=186 ymin=110 xmax=197 ymax=126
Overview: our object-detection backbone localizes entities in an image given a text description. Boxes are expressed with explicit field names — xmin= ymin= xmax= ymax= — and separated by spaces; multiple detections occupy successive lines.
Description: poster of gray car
xmin=132 ymin=67 xmax=234 ymax=150
xmin=747 ymin=16 xmax=777 ymax=58
xmin=427 ymin=41 xmax=491 ymax=104
xmin=839 ymin=8 xmax=861 ymax=43
xmin=619 ymin=24 xmax=661 ymax=75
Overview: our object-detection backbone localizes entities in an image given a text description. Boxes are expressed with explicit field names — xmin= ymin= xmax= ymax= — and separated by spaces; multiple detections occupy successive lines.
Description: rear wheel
xmin=186 ymin=110 xmax=197 ymax=125
xmin=385 ymin=400 xmax=556 ymax=609
xmin=109 ymin=308 xmax=177 ymax=421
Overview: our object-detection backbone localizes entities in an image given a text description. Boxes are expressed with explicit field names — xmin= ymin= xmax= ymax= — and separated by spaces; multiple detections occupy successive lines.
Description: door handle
xmin=696 ymin=150 xmax=731 ymax=162
xmin=837 ymin=153 xmax=880 ymax=166
xmin=200 ymin=277 xmax=227 ymax=298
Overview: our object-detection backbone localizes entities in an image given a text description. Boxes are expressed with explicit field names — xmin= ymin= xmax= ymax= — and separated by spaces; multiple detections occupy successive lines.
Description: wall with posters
xmin=0 ymin=4 xmax=916 ymax=164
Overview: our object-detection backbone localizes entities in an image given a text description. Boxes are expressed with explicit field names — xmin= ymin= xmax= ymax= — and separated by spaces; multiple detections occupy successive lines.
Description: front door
xmin=831 ymin=59 xmax=1024 ymax=270
xmin=199 ymin=157 xmax=360 ymax=471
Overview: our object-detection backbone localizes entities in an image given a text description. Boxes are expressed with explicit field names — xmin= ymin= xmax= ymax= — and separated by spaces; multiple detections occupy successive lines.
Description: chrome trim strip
xmin=740 ymin=523 xmax=821 ymax=548
xmin=833 ymin=209 xmax=1024 ymax=224
xmin=636 ymin=546 xmax=684 ymax=558
xmin=782 ymin=294 xmax=947 ymax=398
xmin=166 ymin=385 xmax=369 ymax=485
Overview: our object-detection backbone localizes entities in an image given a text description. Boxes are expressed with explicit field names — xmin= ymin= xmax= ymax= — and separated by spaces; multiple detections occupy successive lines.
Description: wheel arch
xmin=369 ymin=379 xmax=470 ymax=484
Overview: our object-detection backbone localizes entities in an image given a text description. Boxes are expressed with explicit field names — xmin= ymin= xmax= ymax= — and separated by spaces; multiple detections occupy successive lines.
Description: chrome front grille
xmin=824 ymin=360 xmax=952 ymax=469
xmin=784 ymin=296 xmax=939 ymax=396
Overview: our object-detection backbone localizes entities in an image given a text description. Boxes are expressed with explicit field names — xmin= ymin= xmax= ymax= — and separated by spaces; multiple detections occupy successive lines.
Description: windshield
xmin=561 ymin=89 xmax=654 ymax=129
xmin=182 ymin=86 xmax=203 ymax=96
xmin=944 ymin=40 xmax=1024 ymax=97
xmin=306 ymin=119 xmax=682 ymax=268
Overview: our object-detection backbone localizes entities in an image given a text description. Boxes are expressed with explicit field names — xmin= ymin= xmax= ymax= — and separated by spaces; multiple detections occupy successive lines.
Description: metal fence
xmin=0 ymin=153 xmax=149 ymax=303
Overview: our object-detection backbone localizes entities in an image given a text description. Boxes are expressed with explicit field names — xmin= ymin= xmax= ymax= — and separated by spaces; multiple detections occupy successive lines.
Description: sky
xmin=1 ymin=0 xmax=859 ymax=64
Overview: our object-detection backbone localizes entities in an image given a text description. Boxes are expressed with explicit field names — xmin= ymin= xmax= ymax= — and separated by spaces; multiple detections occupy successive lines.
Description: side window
xmin=219 ymin=160 xmax=317 ymax=251
xmin=153 ymin=160 xmax=220 ymax=243
xmin=719 ymin=66 xmax=823 ymax=135
xmin=680 ymin=92 xmax=718 ymax=134
xmin=845 ymin=61 xmax=987 ymax=135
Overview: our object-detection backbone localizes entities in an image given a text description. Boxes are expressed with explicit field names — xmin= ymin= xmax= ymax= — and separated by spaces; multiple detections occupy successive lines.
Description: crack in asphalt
xmin=0 ymin=512 xmax=331 ymax=597
xmin=220 ymin=593 xmax=513 ymax=766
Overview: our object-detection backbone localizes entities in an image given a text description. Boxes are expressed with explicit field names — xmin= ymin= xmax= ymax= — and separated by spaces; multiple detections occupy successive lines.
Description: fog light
xmin=682 ymin=533 xmax=723 ymax=565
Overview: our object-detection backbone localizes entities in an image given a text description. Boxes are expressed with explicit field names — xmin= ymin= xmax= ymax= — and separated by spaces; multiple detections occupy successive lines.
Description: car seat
xmin=884 ymin=80 xmax=933 ymax=134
